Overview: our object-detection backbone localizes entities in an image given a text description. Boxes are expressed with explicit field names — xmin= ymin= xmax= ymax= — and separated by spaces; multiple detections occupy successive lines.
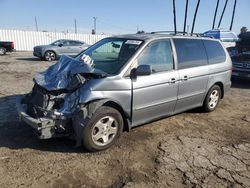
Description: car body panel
xmin=175 ymin=66 xmax=209 ymax=113
xmin=132 ymin=70 xmax=179 ymax=126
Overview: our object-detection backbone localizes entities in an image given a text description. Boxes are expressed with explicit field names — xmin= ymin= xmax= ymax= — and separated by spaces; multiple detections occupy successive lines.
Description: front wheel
xmin=203 ymin=85 xmax=221 ymax=112
xmin=44 ymin=51 xmax=56 ymax=61
xmin=82 ymin=106 xmax=124 ymax=152
xmin=0 ymin=47 xmax=6 ymax=55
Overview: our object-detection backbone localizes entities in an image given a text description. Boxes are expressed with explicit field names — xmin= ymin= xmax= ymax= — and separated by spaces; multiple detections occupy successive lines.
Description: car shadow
xmin=231 ymin=78 xmax=250 ymax=89
xmin=15 ymin=57 xmax=45 ymax=62
xmin=0 ymin=94 xmax=87 ymax=153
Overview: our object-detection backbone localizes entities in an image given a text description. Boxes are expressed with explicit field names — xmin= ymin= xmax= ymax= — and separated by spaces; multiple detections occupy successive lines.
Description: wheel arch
xmin=85 ymin=99 xmax=131 ymax=132
xmin=213 ymin=82 xmax=224 ymax=99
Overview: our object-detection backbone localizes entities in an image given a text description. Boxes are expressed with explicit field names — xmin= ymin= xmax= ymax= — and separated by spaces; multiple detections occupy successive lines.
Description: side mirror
xmin=58 ymin=43 xmax=63 ymax=47
xmin=135 ymin=65 xmax=152 ymax=76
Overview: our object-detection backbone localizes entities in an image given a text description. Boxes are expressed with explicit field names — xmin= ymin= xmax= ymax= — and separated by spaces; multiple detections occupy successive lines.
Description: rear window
xmin=174 ymin=39 xmax=208 ymax=69
xmin=203 ymin=40 xmax=226 ymax=64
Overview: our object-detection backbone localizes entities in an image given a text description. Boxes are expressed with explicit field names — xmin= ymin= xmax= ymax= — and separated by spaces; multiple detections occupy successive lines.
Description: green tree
xmin=240 ymin=26 xmax=248 ymax=34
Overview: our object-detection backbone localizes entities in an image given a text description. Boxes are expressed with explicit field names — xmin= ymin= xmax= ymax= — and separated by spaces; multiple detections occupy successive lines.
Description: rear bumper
xmin=232 ymin=69 xmax=250 ymax=79
xmin=16 ymin=95 xmax=56 ymax=139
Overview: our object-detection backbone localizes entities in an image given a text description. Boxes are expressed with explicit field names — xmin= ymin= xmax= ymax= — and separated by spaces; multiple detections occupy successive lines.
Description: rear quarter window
xmin=203 ymin=40 xmax=226 ymax=64
xmin=174 ymin=39 xmax=208 ymax=69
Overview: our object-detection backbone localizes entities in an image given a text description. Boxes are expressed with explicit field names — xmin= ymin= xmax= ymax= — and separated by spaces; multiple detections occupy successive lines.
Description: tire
xmin=82 ymin=106 xmax=124 ymax=152
xmin=203 ymin=85 xmax=221 ymax=112
xmin=0 ymin=47 xmax=6 ymax=56
xmin=44 ymin=51 xmax=56 ymax=61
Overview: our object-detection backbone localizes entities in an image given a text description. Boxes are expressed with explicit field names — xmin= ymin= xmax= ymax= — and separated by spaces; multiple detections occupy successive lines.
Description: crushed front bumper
xmin=16 ymin=95 xmax=57 ymax=139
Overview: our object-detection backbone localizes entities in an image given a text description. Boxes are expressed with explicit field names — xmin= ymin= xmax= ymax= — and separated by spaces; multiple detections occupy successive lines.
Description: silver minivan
xmin=17 ymin=33 xmax=232 ymax=151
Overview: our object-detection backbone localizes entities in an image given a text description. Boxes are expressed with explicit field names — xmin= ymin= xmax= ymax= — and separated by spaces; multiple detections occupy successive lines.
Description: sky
xmin=0 ymin=0 xmax=249 ymax=35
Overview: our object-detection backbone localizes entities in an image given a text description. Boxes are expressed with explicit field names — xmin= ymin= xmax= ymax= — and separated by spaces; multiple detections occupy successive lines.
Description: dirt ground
xmin=0 ymin=52 xmax=250 ymax=188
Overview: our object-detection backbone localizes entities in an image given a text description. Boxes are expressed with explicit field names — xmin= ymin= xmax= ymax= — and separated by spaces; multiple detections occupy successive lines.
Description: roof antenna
xmin=172 ymin=0 xmax=177 ymax=34
xmin=212 ymin=0 xmax=220 ymax=29
xmin=191 ymin=0 xmax=201 ymax=35
xmin=183 ymin=0 xmax=189 ymax=34
xmin=217 ymin=0 xmax=229 ymax=28
xmin=230 ymin=0 xmax=237 ymax=30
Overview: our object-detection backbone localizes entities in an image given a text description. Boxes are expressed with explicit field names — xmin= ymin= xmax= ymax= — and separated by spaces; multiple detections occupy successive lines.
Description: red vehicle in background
xmin=0 ymin=41 xmax=15 ymax=55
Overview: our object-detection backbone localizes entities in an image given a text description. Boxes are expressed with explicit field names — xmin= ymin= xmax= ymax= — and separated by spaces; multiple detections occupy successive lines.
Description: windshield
xmin=75 ymin=38 xmax=143 ymax=74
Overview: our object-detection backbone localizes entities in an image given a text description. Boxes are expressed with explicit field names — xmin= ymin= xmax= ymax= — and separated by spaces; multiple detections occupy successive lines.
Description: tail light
xmin=11 ymin=42 xmax=14 ymax=49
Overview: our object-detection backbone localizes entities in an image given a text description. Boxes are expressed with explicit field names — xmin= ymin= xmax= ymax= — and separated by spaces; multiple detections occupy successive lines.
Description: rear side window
xmin=203 ymin=40 xmax=226 ymax=64
xmin=174 ymin=39 xmax=208 ymax=69
xmin=69 ymin=41 xmax=83 ymax=46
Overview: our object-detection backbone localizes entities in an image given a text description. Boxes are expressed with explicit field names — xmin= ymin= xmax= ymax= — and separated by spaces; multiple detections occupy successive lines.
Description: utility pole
xmin=74 ymin=19 xmax=77 ymax=34
xmin=93 ymin=17 xmax=97 ymax=34
xmin=35 ymin=16 xmax=38 ymax=31
xmin=218 ymin=0 xmax=229 ymax=28
xmin=212 ymin=0 xmax=220 ymax=29
xmin=230 ymin=0 xmax=237 ymax=31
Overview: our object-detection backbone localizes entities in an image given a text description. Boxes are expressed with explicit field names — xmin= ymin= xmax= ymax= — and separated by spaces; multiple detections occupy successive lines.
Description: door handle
xmin=169 ymin=78 xmax=176 ymax=84
xmin=181 ymin=75 xmax=189 ymax=81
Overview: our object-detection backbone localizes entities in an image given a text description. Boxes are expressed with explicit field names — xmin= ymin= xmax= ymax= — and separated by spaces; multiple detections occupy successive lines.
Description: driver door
xmin=57 ymin=40 xmax=71 ymax=56
xmin=132 ymin=39 xmax=179 ymax=126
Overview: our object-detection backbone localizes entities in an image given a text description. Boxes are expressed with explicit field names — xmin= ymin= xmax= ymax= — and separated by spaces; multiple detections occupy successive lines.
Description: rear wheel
xmin=82 ymin=106 xmax=123 ymax=152
xmin=203 ymin=85 xmax=221 ymax=112
xmin=0 ymin=47 xmax=6 ymax=55
xmin=44 ymin=51 xmax=56 ymax=61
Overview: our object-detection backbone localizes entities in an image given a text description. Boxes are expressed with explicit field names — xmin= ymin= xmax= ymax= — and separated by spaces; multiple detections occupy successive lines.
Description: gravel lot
xmin=0 ymin=52 xmax=250 ymax=188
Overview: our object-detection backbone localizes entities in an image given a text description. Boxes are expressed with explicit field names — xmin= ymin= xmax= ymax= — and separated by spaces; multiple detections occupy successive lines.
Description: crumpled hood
xmin=34 ymin=55 xmax=93 ymax=91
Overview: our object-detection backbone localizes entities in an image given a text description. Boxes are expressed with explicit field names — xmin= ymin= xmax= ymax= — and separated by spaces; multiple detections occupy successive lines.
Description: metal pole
xmin=172 ymin=0 xmax=177 ymax=34
xmin=93 ymin=17 xmax=97 ymax=34
xmin=74 ymin=19 xmax=77 ymax=34
xmin=230 ymin=0 xmax=237 ymax=30
xmin=183 ymin=0 xmax=189 ymax=34
xmin=35 ymin=16 xmax=38 ymax=31
xmin=218 ymin=0 xmax=229 ymax=28
xmin=191 ymin=0 xmax=201 ymax=35
xmin=212 ymin=0 xmax=220 ymax=29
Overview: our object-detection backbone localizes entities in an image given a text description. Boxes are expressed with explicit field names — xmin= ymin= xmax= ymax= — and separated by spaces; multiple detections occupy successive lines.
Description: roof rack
xmin=150 ymin=31 xmax=201 ymax=37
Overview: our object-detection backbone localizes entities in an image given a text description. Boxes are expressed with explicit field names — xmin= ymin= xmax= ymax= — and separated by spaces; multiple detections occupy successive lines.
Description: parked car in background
xmin=33 ymin=39 xmax=90 ymax=61
xmin=17 ymin=33 xmax=231 ymax=151
xmin=0 ymin=41 xmax=14 ymax=55
xmin=228 ymin=32 xmax=250 ymax=80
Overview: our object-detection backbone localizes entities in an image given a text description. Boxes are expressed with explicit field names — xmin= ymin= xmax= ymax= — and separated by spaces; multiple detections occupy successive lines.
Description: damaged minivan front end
xmin=17 ymin=55 xmax=107 ymax=139
xmin=17 ymin=37 xmax=145 ymax=151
